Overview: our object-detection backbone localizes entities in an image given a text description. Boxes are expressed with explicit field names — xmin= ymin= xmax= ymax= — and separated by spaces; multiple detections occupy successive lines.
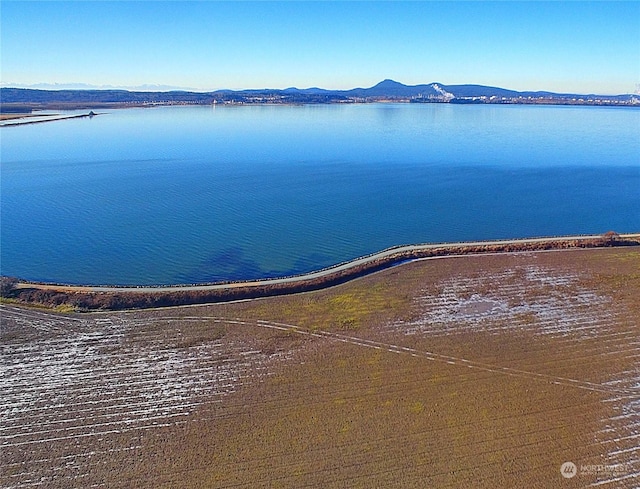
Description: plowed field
xmin=2 ymin=248 xmax=638 ymax=488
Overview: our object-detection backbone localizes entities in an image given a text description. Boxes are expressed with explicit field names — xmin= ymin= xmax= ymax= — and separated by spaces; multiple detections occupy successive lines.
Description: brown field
xmin=1 ymin=248 xmax=639 ymax=488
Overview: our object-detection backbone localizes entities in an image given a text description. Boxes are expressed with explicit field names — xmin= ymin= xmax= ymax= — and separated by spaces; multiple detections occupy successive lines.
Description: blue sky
xmin=1 ymin=1 xmax=638 ymax=94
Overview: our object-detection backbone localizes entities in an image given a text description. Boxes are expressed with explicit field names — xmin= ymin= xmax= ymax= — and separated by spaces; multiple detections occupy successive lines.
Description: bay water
xmin=1 ymin=103 xmax=638 ymax=285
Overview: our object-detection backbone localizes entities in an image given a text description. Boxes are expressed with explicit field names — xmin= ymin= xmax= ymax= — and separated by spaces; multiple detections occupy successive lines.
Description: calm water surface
xmin=1 ymin=104 xmax=638 ymax=285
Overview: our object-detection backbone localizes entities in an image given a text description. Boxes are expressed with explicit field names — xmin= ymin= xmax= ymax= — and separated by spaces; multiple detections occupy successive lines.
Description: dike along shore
xmin=4 ymin=233 xmax=639 ymax=311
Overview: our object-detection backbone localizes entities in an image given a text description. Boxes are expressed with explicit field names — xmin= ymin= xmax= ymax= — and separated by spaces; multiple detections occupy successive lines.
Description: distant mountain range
xmin=1 ymin=80 xmax=637 ymax=110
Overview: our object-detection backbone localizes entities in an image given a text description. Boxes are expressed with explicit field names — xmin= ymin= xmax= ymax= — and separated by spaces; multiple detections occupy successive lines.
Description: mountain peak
xmin=373 ymin=79 xmax=405 ymax=88
xmin=344 ymin=79 xmax=437 ymax=98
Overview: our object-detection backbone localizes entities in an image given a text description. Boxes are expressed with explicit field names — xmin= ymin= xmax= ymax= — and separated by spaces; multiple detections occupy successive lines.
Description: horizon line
xmin=1 ymin=80 xmax=637 ymax=97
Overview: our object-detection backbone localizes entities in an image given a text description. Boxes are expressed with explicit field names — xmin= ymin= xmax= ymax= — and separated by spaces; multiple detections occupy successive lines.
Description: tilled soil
xmin=1 ymin=248 xmax=638 ymax=488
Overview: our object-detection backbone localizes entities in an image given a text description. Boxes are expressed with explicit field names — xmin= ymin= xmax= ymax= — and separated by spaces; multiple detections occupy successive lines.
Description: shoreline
xmin=4 ymin=233 xmax=639 ymax=310
xmin=0 ymin=111 xmax=99 ymax=127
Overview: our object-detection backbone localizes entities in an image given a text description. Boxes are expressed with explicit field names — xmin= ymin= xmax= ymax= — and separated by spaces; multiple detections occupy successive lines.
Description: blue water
xmin=1 ymin=103 xmax=638 ymax=285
